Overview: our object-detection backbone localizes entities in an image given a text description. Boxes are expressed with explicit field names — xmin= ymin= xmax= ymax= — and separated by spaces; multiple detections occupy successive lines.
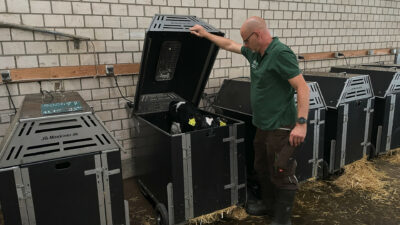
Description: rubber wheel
xmin=138 ymin=183 xmax=149 ymax=198
xmin=155 ymin=203 xmax=169 ymax=225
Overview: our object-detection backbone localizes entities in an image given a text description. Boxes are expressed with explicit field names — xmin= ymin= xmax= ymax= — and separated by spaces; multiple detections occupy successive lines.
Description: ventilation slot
xmin=153 ymin=23 xmax=162 ymax=29
xmin=96 ymin=135 xmax=104 ymax=145
xmin=35 ymin=125 xmax=82 ymax=133
xmin=26 ymin=122 xmax=35 ymax=135
xmin=63 ymin=138 xmax=93 ymax=145
xmin=102 ymin=134 xmax=111 ymax=144
xmin=165 ymin=16 xmax=191 ymax=21
xmin=64 ymin=143 xmax=97 ymax=151
xmin=349 ymin=78 xmax=365 ymax=85
xmin=27 ymin=142 xmax=59 ymax=150
xmin=18 ymin=123 xmax=27 ymax=136
xmin=81 ymin=116 xmax=90 ymax=127
xmin=87 ymin=116 xmax=97 ymax=127
xmin=24 ymin=149 xmax=60 ymax=157
xmin=155 ymin=15 xmax=164 ymax=21
xmin=163 ymin=25 xmax=185 ymax=30
xmin=14 ymin=146 xmax=22 ymax=159
xmin=39 ymin=119 xmax=77 ymax=126
xmin=202 ymin=25 xmax=213 ymax=30
xmin=6 ymin=147 xmax=15 ymax=160
xmin=344 ymin=90 xmax=368 ymax=99
xmin=388 ymin=73 xmax=400 ymax=94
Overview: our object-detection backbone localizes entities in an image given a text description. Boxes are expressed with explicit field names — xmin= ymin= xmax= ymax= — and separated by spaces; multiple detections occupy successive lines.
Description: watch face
xmin=298 ymin=117 xmax=307 ymax=124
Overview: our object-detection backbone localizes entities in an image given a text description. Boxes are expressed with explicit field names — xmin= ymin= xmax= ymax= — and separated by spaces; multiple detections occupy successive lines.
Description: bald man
xmin=191 ymin=17 xmax=309 ymax=225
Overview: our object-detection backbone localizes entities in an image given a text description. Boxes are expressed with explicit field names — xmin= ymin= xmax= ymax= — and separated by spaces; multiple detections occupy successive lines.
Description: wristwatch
xmin=297 ymin=117 xmax=307 ymax=124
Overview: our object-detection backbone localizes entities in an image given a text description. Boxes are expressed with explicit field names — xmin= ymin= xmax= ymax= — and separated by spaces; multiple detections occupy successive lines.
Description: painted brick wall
xmin=0 ymin=0 xmax=399 ymax=178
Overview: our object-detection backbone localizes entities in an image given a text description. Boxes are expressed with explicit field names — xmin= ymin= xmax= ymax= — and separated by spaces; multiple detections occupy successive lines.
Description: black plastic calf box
xmin=0 ymin=92 xmax=128 ymax=225
xmin=213 ymin=79 xmax=326 ymax=182
xmin=304 ymin=72 xmax=374 ymax=173
xmin=362 ymin=62 xmax=400 ymax=69
xmin=331 ymin=66 xmax=400 ymax=156
xmin=131 ymin=15 xmax=246 ymax=225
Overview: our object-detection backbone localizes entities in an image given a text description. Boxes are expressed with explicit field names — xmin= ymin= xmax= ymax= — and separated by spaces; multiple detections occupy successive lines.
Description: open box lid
xmin=134 ymin=14 xmax=224 ymax=114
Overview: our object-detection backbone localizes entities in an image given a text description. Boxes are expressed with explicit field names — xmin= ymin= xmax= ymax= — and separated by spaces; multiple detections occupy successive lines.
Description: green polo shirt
xmin=241 ymin=37 xmax=301 ymax=130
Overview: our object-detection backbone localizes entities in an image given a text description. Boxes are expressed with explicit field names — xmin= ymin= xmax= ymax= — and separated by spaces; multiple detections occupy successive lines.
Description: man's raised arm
xmin=190 ymin=25 xmax=242 ymax=54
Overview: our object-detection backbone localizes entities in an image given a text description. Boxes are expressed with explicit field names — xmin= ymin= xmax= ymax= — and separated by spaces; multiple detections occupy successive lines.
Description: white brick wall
xmin=21 ymin=15 xmax=44 ymax=27
xmin=6 ymin=0 xmax=29 ymax=13
xmin=0 ymin=0 xmax=6 ymax=12
xmin=26 ymin=42 xmax=47 ymax=54
xmin=30 ymin=1 xmax=51 ymax=14
xmin=52 ymin=1 xmax=72 ymax=14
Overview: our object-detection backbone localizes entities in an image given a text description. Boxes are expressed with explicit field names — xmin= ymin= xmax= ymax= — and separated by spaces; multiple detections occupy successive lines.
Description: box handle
xmin=55 ymin=161 xmax=71 ymax=170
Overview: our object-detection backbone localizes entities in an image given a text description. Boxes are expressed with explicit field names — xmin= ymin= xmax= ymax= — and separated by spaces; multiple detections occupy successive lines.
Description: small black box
xmin=304 ymin=72 xmax=374 ymax=173
xmin=331 ymin=65 xmax=400 ymax=156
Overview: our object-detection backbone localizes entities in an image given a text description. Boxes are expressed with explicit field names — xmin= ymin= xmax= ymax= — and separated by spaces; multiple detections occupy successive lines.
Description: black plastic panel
xmin=391 ymin=94 xmax=400 ymax=149
xmin=0 ymin=169 xmax=21 ymax=225
xmin=331 ymin=66 xmax=395 ymax=97
xmin=304 ymin=75 xmax=345 ymax=107
xmin=214 ymin=79 xmax=252 ymax=114
xmin=26 ymin=154 xmax=101 ymax=225
xmin=135 ymin=15 xmax=224 ymax=114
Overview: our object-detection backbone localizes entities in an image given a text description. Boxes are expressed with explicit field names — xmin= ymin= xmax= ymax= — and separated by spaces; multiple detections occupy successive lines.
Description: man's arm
xmin=190 ymin=25 xmax=242 ymax=54
xmin=288 ymin=74 xmax=310 ymax=147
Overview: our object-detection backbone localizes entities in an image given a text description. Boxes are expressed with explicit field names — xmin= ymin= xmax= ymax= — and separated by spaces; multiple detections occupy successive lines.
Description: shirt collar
xmin=264 ymin=37 xmax=279 ymax=56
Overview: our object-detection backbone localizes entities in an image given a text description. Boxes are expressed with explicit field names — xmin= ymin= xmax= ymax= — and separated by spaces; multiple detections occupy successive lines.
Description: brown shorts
xmin=253 ymin=127 xmax=298 ymax=190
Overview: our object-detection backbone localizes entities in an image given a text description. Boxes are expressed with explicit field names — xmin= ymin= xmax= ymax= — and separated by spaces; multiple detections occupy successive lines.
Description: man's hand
xmin=289 ymin=124 xmax=307 ymax=147
xmin=190 ymin=24 xmax=208 ymax=38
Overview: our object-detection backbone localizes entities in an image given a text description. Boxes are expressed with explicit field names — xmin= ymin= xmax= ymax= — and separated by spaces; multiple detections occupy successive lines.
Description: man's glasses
xmin=243 ymin=32 xmax=255 ymax=44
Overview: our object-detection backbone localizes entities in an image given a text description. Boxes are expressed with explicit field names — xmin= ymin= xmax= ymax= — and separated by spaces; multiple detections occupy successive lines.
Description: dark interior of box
xmin=140 ymin=110 xmax=237 ymax=134
xmin=136 ymin=31 xmax=220 ymax=110
xmin=304 ymin=75 xmax=345 ymax=107
xmin=331 ymin=67 xmax=393 ymax=97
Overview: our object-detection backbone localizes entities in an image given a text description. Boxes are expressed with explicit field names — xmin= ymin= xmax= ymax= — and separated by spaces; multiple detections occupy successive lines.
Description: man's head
xmin=240 ymin=16 xmax=272 ymax=54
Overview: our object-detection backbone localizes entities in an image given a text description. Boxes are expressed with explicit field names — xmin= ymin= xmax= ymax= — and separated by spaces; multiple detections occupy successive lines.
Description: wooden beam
xmin=9 ymin=63 xmax=140 ymax=82
xmin=299 ymin=48 xmax=394 ymax=61
xmin=300 ymin=52 xmax=335 ymax=61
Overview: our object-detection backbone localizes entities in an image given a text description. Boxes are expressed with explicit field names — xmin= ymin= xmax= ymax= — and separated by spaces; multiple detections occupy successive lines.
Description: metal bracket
xmin=362 ymin=98 xmax=373 ymax=156
xmin=84 ymin=155 xmax=107 ymax=225
xmin=182 ymin=133 xmax=194 ymax=220
xmin=73 ymin=39 xmax=80 ymax=49
xmin=329 ymin=140 xmax=336 ymax=173
xmin=309 ymin=109 xmax=324 ymax=178
xmin=376 ymin=125 xmax=383 ymax=155
xmin=13 ymin=167 xmax=36 ymax=225
xmin=223 ymin=125 xmax=245 ymax=205
xmin=340 ymin=104 xmax=349 ymax=168
xmin=167 ymin=183 xmax=175 ymax=225
xmin=386 ymin=94 xmax=396 ymax=151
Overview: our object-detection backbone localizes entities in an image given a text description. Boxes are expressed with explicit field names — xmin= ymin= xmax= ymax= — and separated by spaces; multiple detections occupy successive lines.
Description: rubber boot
xmin=246 ymin=176 xmax=275 ymax=217
xmin=270 ymin=189 xmax=296 ymax=225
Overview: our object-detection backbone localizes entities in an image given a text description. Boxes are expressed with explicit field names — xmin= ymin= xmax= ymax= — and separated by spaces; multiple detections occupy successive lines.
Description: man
xmin=190 ymin=16 xmax=309 ymax=225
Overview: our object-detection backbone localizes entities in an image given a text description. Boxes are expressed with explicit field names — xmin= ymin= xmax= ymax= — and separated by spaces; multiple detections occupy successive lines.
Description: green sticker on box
xmin=41 ymin=101 xmax=83 ymax=115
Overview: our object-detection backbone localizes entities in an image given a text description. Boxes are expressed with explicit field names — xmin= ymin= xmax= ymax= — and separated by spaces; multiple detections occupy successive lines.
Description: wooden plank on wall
xmin=9 ymin=63 xmax=140 ymax=82
xmin=299 ymin=48 xmax=393 ymax=61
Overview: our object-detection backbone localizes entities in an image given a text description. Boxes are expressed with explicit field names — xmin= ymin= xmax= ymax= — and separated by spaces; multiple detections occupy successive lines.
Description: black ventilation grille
xmin=295 ymin=82 xmax=326 ymax=110
xmin=137 ymin=92 xmax=181 ymax=113
xmin=338 ymin=75 xmax=373 ymax=106
xmin=0 ymin=113 xmax=119 ymax=168
xmin=386 ymin=72 xmax=400 ymax=95
xmin=150 ymin=14 xmax=219 ymax=32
